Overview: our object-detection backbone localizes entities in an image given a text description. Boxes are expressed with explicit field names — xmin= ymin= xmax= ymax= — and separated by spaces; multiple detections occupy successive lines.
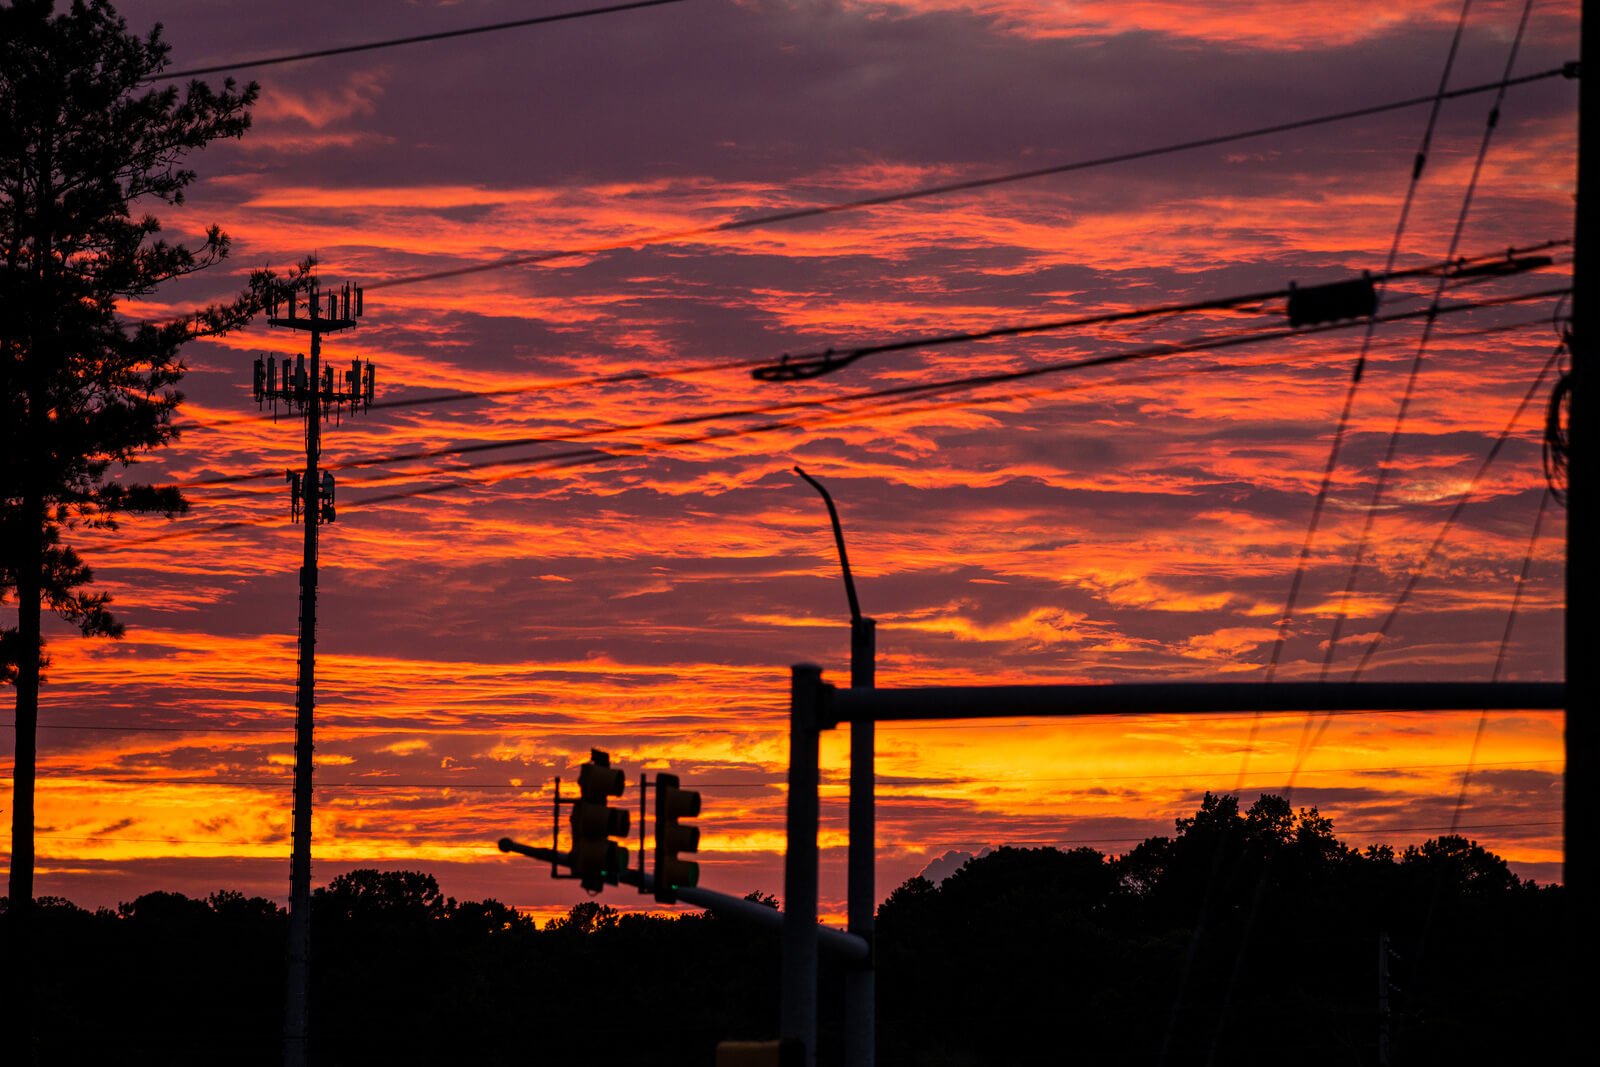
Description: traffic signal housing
xmin=654 ymin=772 xmax=701 ymax=903
xmin=571 ymin=749 xmax=629 ymax=892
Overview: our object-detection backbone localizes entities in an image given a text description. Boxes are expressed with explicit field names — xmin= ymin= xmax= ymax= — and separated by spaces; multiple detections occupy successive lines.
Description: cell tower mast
xmin=254 ymin=283 xmax=372 ymax=1067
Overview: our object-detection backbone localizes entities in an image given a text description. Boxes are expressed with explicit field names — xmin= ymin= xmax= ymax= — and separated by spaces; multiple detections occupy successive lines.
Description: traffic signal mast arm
xmin=496 ymin=835 xmax=867 ymax=963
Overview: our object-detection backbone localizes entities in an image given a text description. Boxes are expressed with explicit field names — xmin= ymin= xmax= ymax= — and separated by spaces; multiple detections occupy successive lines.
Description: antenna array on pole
xmin=252 ymin=279 xmax=372 ymax=1067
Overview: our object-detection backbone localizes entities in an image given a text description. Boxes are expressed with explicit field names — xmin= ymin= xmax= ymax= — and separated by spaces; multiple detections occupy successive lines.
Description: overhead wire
xmin=169 ymin=238 xmax=1567 ymax=439
xmin=177 ymin=312 xmax=1563 ymax=522
xmin=1207 ymin=8 xmax=1543 ymax=1058
xmin=87 ymin=289 xmax=1567 ymax=553
xmin=172 ymin=245 xmax=1567 ymax=491
xmin=1321 ymin=0 xmax=1539 ymax=683
xmin=173 ymin=351 xmax=782 ymax=433
xmin=1258 ymin=0 xmax=1482 ymax=693
xmin=3 ymin=758 xmax=1562 ymax=793
xmin=1348 ymin=342 xmax=1561 ymax=681
xmin=1454 ymin=487 xmax=1553 ymax=837
xmin=1264 ymin=0 xmax=1544 ymax=869
xmin=149 ymin=0 xmax=690 ymax=80
xmin=1401 ymin=485 xmax=1553 ymax=1001
xmin=359 ymin=68 xmax=1575 ymax=293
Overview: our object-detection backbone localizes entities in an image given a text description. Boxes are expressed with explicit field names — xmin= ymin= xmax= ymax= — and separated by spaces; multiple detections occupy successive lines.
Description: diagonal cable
xmin=1322 ymin=0 xmax=1537 ymax=681
xmin=362 ymin=68 xmax=1573 ymax=293
xmin=151 ymin=1 xmax=689 ymax=80
xmin=1350 ymin=342 xmax=1558 ymax=680
xmin=1194 ymin=6 xmax=1482 ymax=1055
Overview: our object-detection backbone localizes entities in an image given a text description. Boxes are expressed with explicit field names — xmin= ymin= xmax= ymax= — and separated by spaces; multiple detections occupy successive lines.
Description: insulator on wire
xmin=1287 ymin=273 xmax=1377 ymax=328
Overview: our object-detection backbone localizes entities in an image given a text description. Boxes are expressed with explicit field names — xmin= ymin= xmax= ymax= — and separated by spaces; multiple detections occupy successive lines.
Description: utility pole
xmin=1569 ymin=4 xmax=1596 ymax=1064
xmin=255 ymin=283 xmax=371 ymax=1067
xmin=782 ymin=664 xmax=825 ymax=1067
xmin=1377 ymin=931 xmax=1391 ymax=1066
xmin=794 ymin=466 xmax=877 ymax=1067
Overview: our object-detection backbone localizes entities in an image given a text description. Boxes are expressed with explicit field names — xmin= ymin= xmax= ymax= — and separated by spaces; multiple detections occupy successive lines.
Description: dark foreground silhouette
xmin=0 ymin=794 xmax=1560 ymax=1065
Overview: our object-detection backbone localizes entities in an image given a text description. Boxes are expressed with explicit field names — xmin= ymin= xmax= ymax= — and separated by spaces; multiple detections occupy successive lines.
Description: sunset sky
xmin=3 ymin=0 xmax=1579 ymax=923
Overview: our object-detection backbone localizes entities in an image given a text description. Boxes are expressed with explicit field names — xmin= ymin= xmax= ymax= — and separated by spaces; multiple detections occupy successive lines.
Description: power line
xmin=24 ymin=722 xmax=279 ymax=734
xmin=330 ymin=286 xmax=1574 ymax=488
xmin=1199 ymin=5 xmax=1490 ymax=1009
xmin=1350 ymin=343 xmax=1563 ymax=680
xmin=360 ymin=67 xmax=1576 ymax=293
xmin=187 ymin=311 xmax=1561 ymax=515
xmin=174 ymin=352 xmax=779 ymax=433
xmin=1 ymin=758 xmax=1561 ymax=793
xmin=1323 ymin=0 xmax=1540 ymax=682
xmin=1259 ymin=0 xmax=1482 ymax=692
xmin=955 ymin=757 xmax=1563 ymax=787
xmin=151 ymin=0 xmax=690 ymax=80
xmin=90 ymin=289 xmax=1567 ymax=553
xmin=1450 ymin=488 xmax=1554 ymax=835
xmin=747 ymin=246 xmax=1562 ymax=382
xmin=1214 ymin=12 xmax=1545 ymax=1026
xmin=1048 ymin=819 xmax=1561 ymax=846
xmin=180 ymin=263 xmax=1567 ymax=496
xmin=173 ymin=237 xmax=1566 ymax=441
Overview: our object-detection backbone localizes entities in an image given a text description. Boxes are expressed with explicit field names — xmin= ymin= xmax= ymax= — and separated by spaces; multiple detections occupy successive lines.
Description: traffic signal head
xmin=654 ymin=772 xmax=701 ymax=903
xmin=571 ymin=749 xmax=629 ymax=892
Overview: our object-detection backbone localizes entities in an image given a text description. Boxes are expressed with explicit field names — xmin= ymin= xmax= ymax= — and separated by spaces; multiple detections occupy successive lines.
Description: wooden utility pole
xmin=1566 ymin=3 xmax=1595 ymax=1063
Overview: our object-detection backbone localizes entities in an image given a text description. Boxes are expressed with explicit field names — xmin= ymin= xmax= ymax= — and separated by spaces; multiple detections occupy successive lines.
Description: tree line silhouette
xmin=0 ymin=793 xmax=1559 ymax=1065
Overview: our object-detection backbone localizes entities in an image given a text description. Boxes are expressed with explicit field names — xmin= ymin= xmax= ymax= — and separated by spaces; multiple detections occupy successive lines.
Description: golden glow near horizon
xmin=3 ymin=0 xmax=1576 ymax=917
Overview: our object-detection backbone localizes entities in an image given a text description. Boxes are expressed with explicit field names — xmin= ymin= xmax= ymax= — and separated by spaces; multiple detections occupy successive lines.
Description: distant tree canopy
xmin=0 ymin=794 xmax=1560 ymax=1066
xmin=875 ymin=792 xmax=1557 ymax=1066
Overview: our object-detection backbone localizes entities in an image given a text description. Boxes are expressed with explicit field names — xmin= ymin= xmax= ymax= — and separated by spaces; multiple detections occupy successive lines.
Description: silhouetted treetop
xmin=313 ymin=868 xmax=451 ymax=923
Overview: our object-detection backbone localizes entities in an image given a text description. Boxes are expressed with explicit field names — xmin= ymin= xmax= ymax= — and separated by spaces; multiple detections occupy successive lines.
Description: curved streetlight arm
xmin=794 ymin=465 xmax=861 ymax=623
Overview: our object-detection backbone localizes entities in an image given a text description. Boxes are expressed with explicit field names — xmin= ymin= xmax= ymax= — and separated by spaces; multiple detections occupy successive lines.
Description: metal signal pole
xmin=256 ymin=284 xmax=371 ymax=1067
xmin=794 ymin=466 xmax=878 ymax=1067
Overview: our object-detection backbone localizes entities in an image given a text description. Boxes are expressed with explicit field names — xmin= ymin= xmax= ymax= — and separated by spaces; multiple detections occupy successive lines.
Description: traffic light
xmin=570 ymin=749 xmax=628 ymax=892
xmin=654 ymin=772 xmax=701 ymax=903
